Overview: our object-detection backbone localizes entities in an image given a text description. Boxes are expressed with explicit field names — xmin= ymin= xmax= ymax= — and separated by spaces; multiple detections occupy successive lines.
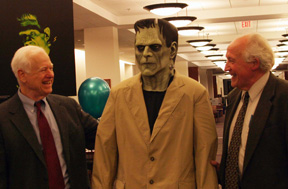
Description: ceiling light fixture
xmin=163 ymin=16 xmax=196 ymax=27
xmin=212 ymin=60 xmax=226 ymax=64
xmin=277 ymin=43 xmax=288 ymax=50
xmin=205 ymin=54 xmax=223 ymax=60
xmin=195 ymin=44 xmax=216 ymax=51
xmin=272 ymin=57 xmax=286 ymax=70
xmin=177 ymin=26 xmax=204 ymax=36
xmin=187 ymin=39 xmax=212 ymax=47
xmin=199 ymin=48 xmax=219 ymax=55
xmin=282 ymin=34 xmax=288 ymax=39
xmin=275 ymin=56 xmax=286 ymax=63
xmin=279 ymin=39 xmax=288 ymax=45
xmin=274 ymin=50 xmax=288 ymax=57
xmin=212 ymin=60 xmax=226 ymax=70
xmin=143 ymin=2 xmax=188 ymax=16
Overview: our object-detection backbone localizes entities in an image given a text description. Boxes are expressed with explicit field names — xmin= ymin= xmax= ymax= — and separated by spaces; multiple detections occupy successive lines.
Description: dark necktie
xmin=225 ymin=92 xmax=249 ymax=189
xmin=35 ymin=101 xmax=65 ymax=189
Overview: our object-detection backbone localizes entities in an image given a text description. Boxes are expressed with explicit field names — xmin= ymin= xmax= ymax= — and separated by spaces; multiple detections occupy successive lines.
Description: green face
xmin=135 ymin=26 xmax=172 ymax=77
xmin=19 ymin=29 xmax=49 ymax=50
xmin=18 ymin=14 xmax=51 ymax=54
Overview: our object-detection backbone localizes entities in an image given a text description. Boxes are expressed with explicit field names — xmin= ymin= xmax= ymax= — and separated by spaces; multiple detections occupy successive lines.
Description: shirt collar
xmin=241 ymin=71 xmax=270 ymax=102
xmin=18 ymin=89 xmax=48 ymax=110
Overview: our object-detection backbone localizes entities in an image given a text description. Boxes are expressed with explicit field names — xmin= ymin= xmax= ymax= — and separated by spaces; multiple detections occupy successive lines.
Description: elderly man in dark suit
xmin=213 ymin=33 xmax=288 ymax=189
xmin=0 ymin=45 xmax=98 ymax=188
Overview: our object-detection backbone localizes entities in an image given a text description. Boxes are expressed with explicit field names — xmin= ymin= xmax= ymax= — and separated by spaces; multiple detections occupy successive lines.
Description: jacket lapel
xmin=9 ymin=94 xmax=46 ymax=165
xmin=124 ymin=74 xmax=151 ymax=145
xmin=150 ymin=72 xmax=184 ymax=142
xmin=222 ymin=89 xmax=242 ymax=161
xmin=243 ymin=73 xmax=275 ymax=173
xmin=47 ymin=95 xmax=70 ymax=165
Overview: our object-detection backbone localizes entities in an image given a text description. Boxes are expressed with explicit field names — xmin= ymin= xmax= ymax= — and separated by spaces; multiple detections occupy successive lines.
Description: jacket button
xmin=149 ymin=179 xmax=154 ymax=184
xmin=150 ymin=157 xmax=155 ymax=161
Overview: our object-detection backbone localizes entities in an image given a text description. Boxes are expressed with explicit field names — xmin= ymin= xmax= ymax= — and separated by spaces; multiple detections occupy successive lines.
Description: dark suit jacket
xmin=0 ymin=93 xmax=98 ymax=189
xmin=219 ymin=73 xmax=288 ymax=189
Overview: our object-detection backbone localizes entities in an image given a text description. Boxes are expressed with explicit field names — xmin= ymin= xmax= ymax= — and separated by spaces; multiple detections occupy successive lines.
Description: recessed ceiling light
xmin=279 ymin=39 xmax=288 ymax=45
xmin=186 ymin=39 xmax=212 ymax=47
xmin=163 ymin=16 xmax=197 ymax=27
xmin=195 ymin=44 xmax=216 ymax=51
xmin=205 ymin=54 xmax=224 ymax=60
xmin=143 ymin=3 xmax=188 ymax=16
xmin=177 ymin=26 xmax=204 ymax=36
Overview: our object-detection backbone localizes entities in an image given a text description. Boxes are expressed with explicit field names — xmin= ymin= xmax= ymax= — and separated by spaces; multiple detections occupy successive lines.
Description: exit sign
xmin=241 ymin=21 xmax=252 ymax=28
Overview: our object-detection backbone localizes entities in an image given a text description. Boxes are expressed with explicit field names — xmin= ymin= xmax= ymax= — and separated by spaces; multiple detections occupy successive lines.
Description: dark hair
xmin=134 ymin=18 xmax=178 ymax=48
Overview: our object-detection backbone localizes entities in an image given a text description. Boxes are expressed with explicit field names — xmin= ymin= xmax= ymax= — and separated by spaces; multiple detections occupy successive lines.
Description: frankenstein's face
xmin=18 ymin=14 xmax=51 ymax=54
xmin=19 ymin=29 xmax=48 ymax=48
xmin=135 ymin=26 xmax=172 ymax=77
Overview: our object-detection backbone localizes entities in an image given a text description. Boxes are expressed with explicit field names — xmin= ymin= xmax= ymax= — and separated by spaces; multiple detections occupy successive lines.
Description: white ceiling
xmin=73 ymin=0 xmax=288 ymax=73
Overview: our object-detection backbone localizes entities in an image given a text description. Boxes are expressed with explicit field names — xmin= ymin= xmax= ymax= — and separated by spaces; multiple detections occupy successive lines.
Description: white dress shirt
xmin=228 ymin=71 xmax=270 ymax=175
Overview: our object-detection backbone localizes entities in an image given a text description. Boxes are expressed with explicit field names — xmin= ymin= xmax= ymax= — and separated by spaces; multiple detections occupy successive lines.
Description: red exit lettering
xmin=241 ymin=21 xmax=251 ymax=28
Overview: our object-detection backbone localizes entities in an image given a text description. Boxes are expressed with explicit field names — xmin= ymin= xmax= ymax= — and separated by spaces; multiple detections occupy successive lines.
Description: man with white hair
xmin=215 ymin=33 xmax=288 ymax=188
xmin=0 ymin=45 xmax=98 ymax=188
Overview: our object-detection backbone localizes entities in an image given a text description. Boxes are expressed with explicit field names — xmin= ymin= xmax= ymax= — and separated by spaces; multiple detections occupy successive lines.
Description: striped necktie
xmin=225 ymin=92 xmax=249 ymax=189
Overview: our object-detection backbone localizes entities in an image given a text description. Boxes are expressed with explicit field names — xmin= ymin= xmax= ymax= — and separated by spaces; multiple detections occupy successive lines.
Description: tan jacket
xmin=92 ymin=71 xmax=218 ymax=189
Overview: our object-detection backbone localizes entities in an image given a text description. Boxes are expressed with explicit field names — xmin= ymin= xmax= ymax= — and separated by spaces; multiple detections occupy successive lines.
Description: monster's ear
xmin=170 ymin=41 xmax=177 ymax=60
xmin=43 ymin=27 xmax=50 ymax=41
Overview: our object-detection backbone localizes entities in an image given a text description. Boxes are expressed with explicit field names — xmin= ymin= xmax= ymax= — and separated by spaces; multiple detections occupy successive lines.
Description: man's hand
xmin=210 ymin=160 xmax=220 ymax=172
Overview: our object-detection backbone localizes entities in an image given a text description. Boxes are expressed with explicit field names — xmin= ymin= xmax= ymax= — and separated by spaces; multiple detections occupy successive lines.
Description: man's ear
xmin=43 ymin=27 xmax=50 ymax=41
xmin=170 ymin=41 xmax=178 ymax=60
xmin=18 ymin=69 xmax=26 ymax=83
xmin=251 ymin=57 xmax=260 ymax=71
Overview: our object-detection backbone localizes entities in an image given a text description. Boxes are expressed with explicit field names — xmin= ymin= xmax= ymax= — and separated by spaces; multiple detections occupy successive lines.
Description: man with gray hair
xmin=214 ymin=33 xmax=288 ymax=188
xmin=0 ymin=45 xmax=98 ymax=188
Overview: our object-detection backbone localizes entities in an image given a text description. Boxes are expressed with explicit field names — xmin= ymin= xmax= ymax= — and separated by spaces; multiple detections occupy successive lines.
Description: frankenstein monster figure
xmin=17 ymin=14 xmax=54 ymax=54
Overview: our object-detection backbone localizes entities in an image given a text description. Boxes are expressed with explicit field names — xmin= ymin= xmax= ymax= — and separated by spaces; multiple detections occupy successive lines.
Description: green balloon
xmin=78 ymin=77 xmax=110 ymax=119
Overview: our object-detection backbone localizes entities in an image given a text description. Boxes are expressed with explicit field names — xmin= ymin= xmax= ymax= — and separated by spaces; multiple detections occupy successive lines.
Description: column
xmin=199 ymin=68 xmax=214 ymax=98
xmin=175 ymin=60 xmax=188 ymax=76
xmin=206 ymin=69 xmax=214 ymax=99
xmin=84 ymin=27 xmax=121 ymax=87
